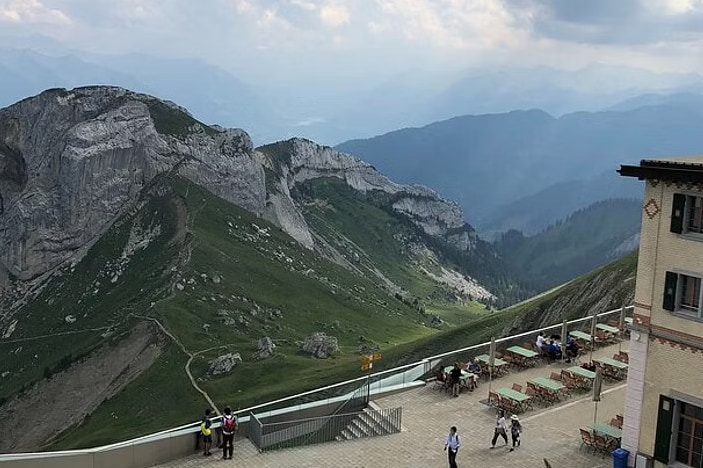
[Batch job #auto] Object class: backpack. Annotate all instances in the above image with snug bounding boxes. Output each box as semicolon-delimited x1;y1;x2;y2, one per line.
222;415;236;433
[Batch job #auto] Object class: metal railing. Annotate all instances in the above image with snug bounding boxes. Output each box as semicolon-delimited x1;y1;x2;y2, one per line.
0;305;632;467
250;407;402;452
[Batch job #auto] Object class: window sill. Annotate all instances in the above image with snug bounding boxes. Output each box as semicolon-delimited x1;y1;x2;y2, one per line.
680;231;703;243
672;311;703;323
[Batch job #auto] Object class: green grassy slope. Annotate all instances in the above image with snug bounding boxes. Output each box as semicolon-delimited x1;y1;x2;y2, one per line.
495;198;641;289
5;174;638;450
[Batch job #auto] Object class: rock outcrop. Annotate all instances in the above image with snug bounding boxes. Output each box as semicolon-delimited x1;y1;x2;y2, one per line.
0;87;263;280
301;332;339;359
254;336;276;360
207;353;242;376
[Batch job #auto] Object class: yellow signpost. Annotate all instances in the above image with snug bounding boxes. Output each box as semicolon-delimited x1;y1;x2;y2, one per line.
360;353;381;405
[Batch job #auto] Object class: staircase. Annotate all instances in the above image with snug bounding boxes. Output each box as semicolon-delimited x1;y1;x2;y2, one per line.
335;406;402;441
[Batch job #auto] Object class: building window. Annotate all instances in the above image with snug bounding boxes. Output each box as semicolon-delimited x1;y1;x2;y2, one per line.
680;275;702;313
687;196;703;234
671;194;703;235
675;402;703;467
664;272;703;318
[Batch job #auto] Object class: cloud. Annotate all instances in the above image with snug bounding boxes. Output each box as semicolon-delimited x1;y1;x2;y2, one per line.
0;0;71;25
319;3;350;27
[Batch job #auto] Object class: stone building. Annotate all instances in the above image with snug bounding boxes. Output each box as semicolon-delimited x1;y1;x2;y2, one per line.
619;157;703;468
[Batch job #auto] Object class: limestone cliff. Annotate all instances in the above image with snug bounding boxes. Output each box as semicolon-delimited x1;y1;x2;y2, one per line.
0;87;485;291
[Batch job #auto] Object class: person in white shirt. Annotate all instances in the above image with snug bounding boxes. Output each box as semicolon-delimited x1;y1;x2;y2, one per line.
490;410;509;448
536;332;546;352
444;426;461;468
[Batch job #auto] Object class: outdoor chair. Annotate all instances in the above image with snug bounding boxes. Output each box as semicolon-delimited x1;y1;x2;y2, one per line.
488;391;500;407
616;414;624;425
592;434;611;455
512;383;523;393
610;417;623;429
550;372;562;382
579;428;595;452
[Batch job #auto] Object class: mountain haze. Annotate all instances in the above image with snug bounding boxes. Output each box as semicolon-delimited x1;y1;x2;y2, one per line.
336;103;703;234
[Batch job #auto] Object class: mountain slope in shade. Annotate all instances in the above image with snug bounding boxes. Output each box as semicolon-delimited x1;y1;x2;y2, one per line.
336;103;703;234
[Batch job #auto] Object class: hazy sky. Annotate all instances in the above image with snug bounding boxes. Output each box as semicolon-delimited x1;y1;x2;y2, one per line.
2;0;703;84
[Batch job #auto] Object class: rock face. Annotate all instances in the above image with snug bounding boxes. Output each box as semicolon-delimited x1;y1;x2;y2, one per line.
301;332;339;359
0;87;263;280
207;353;242;376
254;336;276;359
0;87;482;283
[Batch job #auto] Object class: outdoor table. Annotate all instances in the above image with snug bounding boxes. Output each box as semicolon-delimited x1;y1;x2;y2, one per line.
570;330;592;342
594;357;628;379
476;354;508;367
505;345;539;368
497;387;532;413
595;357;629;369
568;366;596;380
625;317;633;324
566;366;595;389
530;377;566;403
591;422;622;440
596;323;620;334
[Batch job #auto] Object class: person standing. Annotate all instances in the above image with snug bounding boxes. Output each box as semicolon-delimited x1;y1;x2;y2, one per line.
509;414;522;451
450;363;462;397
444;426;461;468
220;406;237;459
490;409;508;448
200;408;213;456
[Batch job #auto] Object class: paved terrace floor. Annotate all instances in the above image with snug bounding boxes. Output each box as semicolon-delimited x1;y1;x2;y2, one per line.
158;342;629;468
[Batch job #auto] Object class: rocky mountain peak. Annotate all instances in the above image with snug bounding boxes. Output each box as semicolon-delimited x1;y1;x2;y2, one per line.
0;86;479;284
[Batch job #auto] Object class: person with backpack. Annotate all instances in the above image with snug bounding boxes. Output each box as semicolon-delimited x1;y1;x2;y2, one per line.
220;406;237;460
509;414;522;451
443;426;461;468
200;408;213;456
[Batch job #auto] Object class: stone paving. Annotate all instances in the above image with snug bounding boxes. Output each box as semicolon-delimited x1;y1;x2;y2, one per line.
157;342;629;468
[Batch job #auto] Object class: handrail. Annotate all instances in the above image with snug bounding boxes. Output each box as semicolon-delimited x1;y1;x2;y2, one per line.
0;305;632;459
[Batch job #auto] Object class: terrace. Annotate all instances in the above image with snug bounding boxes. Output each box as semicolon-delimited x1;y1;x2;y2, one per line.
0;307;631;468
157;340;628;468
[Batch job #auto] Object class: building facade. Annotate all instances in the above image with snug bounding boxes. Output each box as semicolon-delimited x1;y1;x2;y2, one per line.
619;158;703;468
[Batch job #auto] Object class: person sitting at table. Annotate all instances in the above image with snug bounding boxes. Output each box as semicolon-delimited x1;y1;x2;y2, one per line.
468;359;482;390
565;333;579;362
536;332;547;353
450;363;463;397
547;339;562;360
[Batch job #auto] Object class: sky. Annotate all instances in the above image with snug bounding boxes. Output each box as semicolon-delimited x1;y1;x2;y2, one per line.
2;0;703;86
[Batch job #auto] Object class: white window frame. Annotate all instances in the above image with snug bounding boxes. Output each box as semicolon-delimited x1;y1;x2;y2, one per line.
683;194;703;237
674;272;703;319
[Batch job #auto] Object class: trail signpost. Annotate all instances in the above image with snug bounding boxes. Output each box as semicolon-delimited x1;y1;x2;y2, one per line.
360;353;382;405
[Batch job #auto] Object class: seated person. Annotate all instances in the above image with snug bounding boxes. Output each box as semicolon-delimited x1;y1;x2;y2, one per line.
467;359;482;389
536;332;547;353
565;333;579;361
547;339;562;360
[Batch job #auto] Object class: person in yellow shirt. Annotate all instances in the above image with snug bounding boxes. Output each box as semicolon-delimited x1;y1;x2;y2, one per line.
200;408;213;456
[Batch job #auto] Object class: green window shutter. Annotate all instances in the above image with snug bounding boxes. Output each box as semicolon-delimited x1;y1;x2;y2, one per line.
663;271;678;311
671;194;686;234
654;395;674;463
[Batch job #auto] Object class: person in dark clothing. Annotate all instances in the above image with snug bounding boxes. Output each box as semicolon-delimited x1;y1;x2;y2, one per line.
450;363;462;397
220;406;237;460
509;414;522;451
200;408;213;456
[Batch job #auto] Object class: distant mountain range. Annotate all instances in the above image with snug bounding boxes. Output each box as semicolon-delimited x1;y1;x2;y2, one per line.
4;46;703;144
336;101;703;235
